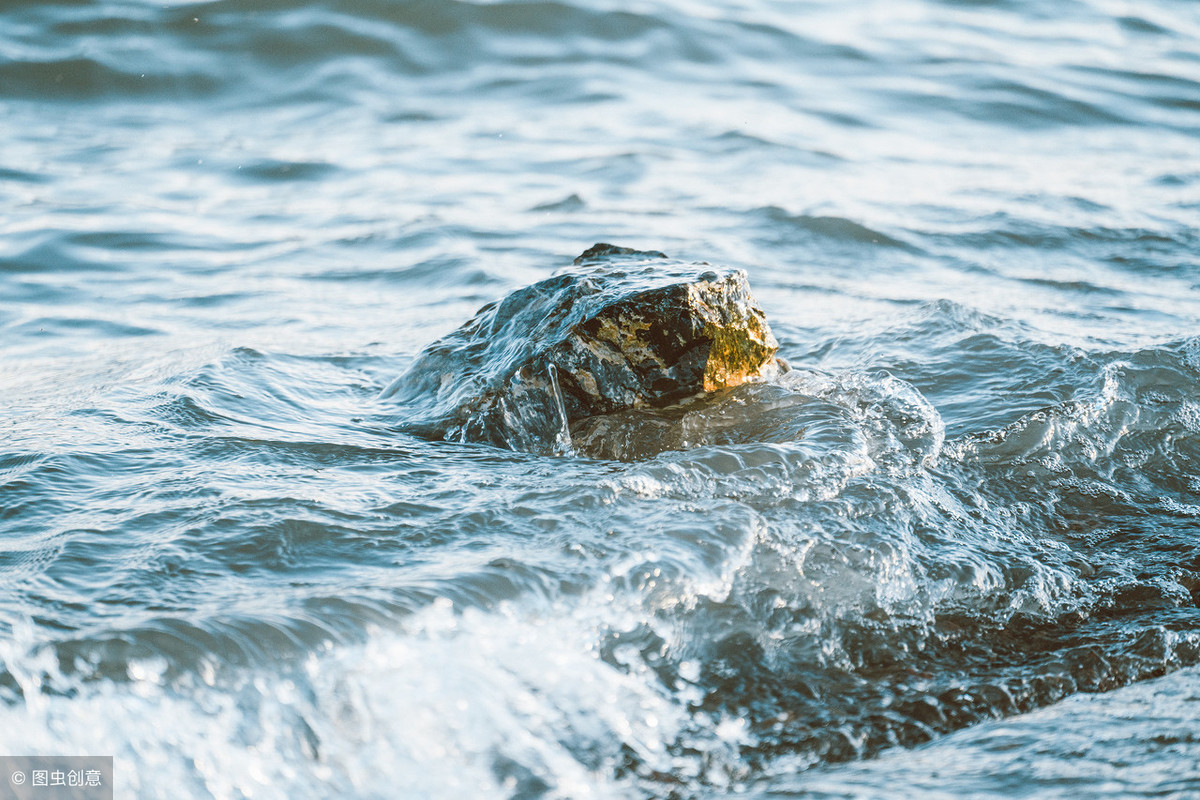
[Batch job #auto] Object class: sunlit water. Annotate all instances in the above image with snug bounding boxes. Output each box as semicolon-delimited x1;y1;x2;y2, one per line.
2;0;1199;797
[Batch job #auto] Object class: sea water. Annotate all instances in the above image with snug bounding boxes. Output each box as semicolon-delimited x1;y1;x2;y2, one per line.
2;0;1199;797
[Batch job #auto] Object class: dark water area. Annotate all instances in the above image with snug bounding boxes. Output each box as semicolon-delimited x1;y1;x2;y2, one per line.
2;0;1200;797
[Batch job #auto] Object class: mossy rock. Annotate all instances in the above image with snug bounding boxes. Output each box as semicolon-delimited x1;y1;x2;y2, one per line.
383;244;783;454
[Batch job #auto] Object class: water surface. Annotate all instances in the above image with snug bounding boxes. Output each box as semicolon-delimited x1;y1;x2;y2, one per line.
2;0;1200;797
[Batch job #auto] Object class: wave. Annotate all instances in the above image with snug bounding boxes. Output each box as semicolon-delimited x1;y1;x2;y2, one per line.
2;0;1199;792
5;333;1198;791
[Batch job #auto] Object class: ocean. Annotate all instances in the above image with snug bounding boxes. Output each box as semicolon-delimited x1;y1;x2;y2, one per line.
2;0;1199;797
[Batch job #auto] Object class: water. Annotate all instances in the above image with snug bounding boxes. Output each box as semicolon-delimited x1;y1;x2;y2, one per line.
1;0;1199;796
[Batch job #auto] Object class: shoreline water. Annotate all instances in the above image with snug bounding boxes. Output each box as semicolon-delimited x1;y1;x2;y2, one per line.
3;0;1200;796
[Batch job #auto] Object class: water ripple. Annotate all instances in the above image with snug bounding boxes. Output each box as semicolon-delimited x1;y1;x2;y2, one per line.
2;0;1200;794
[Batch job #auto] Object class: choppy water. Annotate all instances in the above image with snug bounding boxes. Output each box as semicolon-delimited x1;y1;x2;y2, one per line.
2;0;1200;797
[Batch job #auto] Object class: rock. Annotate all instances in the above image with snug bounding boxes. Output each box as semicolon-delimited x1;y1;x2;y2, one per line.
382;244;784;454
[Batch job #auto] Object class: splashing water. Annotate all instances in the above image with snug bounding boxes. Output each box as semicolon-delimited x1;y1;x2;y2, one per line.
3;0;1200;796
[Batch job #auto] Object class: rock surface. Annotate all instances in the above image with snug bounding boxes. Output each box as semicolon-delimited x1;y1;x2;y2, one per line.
383;244;783;454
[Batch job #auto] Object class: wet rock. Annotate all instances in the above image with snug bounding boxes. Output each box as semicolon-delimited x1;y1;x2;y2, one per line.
383;244;784;454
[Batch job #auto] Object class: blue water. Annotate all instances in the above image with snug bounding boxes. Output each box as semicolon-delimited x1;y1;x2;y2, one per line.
2;0;1200;797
